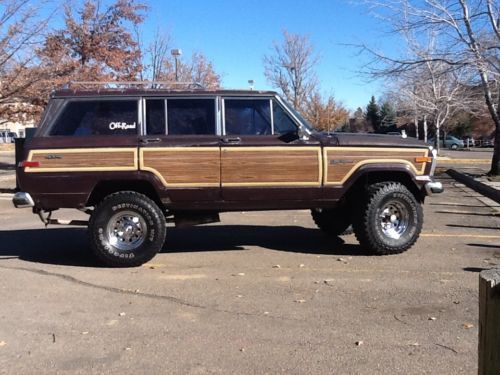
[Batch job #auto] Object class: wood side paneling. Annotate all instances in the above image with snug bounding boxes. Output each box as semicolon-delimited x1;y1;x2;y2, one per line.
140;148;220;187
222;147;321;186
324;147;428;185
26;148;137;172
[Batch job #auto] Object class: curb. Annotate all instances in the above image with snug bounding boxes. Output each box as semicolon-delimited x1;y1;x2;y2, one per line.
447;169;500;204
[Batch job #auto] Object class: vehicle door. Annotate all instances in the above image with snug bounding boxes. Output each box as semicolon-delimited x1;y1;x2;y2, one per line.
139;96;220;202
220;96;322;201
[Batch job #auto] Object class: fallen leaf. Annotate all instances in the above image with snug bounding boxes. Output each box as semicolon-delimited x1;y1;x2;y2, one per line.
81;332;89;335
463;323;474;329
355;341;364;346
429;317;437;321
119;312;126;317
299;264;305;268
0;341;6;347
294;299;306;303
232;273;245;276
272;265;281;269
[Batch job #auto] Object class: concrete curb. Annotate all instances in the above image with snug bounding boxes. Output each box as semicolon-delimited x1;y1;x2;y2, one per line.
447;169;500;204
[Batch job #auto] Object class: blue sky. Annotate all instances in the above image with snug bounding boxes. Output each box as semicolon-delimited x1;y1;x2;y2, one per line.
142;0;395;111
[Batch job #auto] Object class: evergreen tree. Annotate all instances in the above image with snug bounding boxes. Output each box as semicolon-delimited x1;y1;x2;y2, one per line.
365;96;381;131
380;102;396;128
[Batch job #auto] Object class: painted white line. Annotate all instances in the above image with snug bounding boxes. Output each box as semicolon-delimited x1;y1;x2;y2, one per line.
0;193;14;199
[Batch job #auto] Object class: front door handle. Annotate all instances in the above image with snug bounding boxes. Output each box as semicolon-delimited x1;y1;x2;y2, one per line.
221;137;241;144
140;138;161;144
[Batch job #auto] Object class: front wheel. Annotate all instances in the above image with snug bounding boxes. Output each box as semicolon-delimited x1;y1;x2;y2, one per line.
451;144;458;150
88;191;166;267
353;182;422;255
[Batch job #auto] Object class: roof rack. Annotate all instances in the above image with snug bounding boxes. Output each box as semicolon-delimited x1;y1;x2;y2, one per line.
63;81;206;90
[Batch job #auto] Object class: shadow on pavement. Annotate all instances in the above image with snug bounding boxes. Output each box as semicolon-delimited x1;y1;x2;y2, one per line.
467;243;500;249
463;267;490;273
0;225;363;267
447;224;500;231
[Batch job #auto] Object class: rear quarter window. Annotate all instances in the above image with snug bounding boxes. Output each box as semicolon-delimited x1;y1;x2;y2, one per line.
50;100;138;136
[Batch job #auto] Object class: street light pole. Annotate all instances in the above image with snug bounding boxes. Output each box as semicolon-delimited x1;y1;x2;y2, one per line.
171;49;182;82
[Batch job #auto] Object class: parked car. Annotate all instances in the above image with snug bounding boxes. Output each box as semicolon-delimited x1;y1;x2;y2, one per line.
478;137;494;148
0;131;17;143
13;82;443;267
427;135;464;150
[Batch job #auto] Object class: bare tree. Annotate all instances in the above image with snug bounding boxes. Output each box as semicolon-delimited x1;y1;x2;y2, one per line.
0;0;51;122
153;51;222;89
142;28;172;82
357;0;500;174
263;30;319;111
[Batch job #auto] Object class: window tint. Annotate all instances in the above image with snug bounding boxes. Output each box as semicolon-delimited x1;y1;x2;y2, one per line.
50;100;138;136
272;100;297;134
224;99;271;135
167;99;215;135
146;100;166;135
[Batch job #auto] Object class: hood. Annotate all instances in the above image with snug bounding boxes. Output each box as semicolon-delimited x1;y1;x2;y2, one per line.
317;132;429;148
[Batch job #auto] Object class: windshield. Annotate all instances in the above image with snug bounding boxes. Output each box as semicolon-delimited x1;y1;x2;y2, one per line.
276;96;314;133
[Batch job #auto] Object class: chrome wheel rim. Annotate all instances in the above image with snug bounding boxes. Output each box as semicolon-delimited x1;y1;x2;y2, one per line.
106;210;147;251
379;200;409;239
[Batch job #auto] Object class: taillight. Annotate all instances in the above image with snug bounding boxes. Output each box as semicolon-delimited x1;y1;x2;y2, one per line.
19;160;40;168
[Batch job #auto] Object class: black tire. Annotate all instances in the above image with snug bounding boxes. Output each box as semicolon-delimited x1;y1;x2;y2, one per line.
311;208;353;236
88;191;166;267
352;182;422;255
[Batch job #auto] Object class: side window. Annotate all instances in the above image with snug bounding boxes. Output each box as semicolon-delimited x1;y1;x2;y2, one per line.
273;100;298;134
50;100;138;136
224;99;271;135
167;99;215;135
146;99;166;135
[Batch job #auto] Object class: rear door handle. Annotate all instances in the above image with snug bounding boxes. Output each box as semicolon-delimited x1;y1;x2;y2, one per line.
140;138;161;144
221;137;241;144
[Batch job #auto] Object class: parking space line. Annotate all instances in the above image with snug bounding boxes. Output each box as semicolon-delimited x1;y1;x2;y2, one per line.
422;233;500;238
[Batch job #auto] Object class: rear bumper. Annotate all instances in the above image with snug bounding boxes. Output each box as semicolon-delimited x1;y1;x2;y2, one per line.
425;181;444;195
12;192;34;208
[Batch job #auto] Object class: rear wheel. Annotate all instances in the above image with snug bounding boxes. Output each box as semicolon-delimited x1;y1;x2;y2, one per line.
352;182;422;255
88;191;166;267
311;208;353;236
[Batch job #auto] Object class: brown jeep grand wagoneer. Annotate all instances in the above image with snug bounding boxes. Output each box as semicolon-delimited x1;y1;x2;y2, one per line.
13;83;443;267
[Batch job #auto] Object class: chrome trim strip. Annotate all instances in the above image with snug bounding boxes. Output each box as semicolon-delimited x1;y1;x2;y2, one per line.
430;148;438;176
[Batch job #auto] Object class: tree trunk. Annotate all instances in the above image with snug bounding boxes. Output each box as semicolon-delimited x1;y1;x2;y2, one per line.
436;120;441;155
423;115;428;143
489;94;500;176
414;115;419;139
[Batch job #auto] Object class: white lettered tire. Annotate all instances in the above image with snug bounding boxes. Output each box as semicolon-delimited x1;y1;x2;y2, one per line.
88;191;166;267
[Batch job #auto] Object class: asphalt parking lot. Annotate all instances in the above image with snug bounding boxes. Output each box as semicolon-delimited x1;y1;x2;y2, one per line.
0;170;500;374
0;149;499;374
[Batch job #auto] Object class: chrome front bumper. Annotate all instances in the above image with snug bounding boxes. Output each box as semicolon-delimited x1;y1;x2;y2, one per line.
12;192;35;208
425;181;444;195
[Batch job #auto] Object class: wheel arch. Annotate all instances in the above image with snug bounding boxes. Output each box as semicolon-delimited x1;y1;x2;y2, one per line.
342;165;424;203
86;179;164;209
